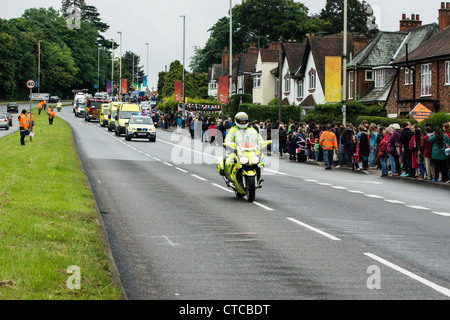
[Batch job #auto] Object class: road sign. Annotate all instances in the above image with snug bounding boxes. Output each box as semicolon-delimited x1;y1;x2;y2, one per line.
26;79;36;89
30;93;50;101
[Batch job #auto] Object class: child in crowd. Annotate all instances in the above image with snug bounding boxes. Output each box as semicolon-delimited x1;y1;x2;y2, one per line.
314;138;320;161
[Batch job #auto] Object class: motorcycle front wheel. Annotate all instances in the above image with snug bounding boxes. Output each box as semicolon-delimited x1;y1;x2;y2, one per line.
245;175;256;203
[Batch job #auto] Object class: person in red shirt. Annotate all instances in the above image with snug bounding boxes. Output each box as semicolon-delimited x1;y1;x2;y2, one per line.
422;125;434;181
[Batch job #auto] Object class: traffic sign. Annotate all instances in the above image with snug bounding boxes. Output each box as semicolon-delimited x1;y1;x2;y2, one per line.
26;79;36;89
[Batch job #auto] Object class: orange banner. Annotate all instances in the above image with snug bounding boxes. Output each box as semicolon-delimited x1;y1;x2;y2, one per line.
218;76;229;104
121;79;127;94
174;81;182;102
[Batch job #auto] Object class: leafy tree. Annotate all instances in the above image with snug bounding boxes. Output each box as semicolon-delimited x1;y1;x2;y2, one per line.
320;0;378;38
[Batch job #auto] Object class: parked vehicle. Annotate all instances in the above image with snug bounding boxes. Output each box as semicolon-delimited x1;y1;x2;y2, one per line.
107;102;122;132
6;102;19;113
0;114;10;130
115;103;140;136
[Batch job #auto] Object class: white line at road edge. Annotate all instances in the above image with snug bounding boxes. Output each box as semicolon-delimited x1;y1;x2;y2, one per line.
287;218;341;241
364;253;450;298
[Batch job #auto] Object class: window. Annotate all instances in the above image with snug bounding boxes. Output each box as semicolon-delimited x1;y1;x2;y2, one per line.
365;70;374;81
348;71;354;99
309;70;316;90
253;74;261;88
296;81;304;99
405;68;414;85
421;63;432;96
209;81;217;90
445;61;450;85
375;69;385;88
284;76;291;93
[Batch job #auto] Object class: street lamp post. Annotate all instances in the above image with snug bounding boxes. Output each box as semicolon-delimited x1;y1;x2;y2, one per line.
342;0;348;126
229;0;232;98
145;42;149;88
111;39;115;96
38;40;42;93
180;15;186;118
118;31;122;96
97;47;100;93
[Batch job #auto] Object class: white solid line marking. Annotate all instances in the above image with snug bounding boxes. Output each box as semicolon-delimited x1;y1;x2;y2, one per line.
364;194;385;199
287;218;341;241
406;205;430;210
384;200;406;204
433;212;450;217
212;183;234;193
163;162;173;167
253;201;274;211
364;253;450;298
191;174;207;181
175;167;188;173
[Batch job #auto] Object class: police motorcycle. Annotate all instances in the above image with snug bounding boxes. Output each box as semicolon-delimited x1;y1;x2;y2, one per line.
56;102;62;112
216;114;271;203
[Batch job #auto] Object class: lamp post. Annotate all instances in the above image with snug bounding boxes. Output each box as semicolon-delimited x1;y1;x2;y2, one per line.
118;31;122;96
180;15;186;118
145;42;149;88
97;47;100;92
342;0;348;126
229;0;232;98
38;40;42;93
111;39;115;96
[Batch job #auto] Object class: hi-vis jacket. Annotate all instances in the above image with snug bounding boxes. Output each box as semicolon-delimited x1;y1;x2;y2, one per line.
19;113;29;131
319;130;338;151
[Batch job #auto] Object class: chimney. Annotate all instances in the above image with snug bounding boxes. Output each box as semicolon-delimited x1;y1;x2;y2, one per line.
439;2;450;31
222;46;229;72
269;41;280;51
247;43;258;54
400;13;422;31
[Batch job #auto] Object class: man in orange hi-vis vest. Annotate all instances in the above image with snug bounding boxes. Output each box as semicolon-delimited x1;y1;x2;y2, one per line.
18;109;30;146
38;101;43;115
48;107;55;125
320;124;338;170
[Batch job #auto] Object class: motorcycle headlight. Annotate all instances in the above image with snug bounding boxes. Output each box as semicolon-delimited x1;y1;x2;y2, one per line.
239;156;249;165
251;156;260;165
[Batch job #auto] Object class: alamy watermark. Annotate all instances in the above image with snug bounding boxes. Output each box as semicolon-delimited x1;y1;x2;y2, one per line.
66;265;81;290
66;5;81;30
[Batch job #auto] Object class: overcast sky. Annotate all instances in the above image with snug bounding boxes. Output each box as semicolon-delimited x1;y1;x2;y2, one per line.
0;0;445;90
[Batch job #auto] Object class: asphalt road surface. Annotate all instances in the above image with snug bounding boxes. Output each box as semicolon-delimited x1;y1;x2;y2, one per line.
54;106;449;301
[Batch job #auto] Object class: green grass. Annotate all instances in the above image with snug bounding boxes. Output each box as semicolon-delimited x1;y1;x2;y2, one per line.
0;110;123;300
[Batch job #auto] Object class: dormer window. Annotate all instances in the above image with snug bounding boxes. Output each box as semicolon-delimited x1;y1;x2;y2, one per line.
309;69;316;90
374;69;385;88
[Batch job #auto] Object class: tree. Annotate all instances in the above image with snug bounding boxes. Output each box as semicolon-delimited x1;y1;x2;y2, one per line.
320;0;378;38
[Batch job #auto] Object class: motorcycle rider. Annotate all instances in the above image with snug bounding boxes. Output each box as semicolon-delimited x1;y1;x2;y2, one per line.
223;112;263;180
56;101;62;111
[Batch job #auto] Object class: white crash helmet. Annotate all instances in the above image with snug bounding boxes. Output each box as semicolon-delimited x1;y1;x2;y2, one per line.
235;112;249;129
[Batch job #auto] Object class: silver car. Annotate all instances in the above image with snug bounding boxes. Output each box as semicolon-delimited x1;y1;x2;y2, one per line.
0;114;10;130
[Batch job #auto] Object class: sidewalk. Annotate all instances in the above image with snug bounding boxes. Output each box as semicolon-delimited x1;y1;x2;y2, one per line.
160;126;450;189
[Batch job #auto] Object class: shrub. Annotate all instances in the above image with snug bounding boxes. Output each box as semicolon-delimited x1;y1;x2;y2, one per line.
418;112;450;131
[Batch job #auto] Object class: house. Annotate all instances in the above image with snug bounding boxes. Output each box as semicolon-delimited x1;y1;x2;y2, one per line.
219;54;240;96
347;14;439;106
280;41;307;106
252;42;280;105
385;3;450;117
294;33;358;112
237;43;258;95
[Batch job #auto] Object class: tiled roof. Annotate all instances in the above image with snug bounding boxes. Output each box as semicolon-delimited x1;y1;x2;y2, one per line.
260;49;279;63
359;76;395;104
283;42;306;76
208;64;222;82
394;24;450;64
350;23;438;67
238;51;258;75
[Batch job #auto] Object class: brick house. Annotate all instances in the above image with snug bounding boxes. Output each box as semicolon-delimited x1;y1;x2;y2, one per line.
237;43;258;95
347;15;438;106
385;2;450;117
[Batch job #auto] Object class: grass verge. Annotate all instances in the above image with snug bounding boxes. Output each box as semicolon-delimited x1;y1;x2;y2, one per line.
0;110;123;300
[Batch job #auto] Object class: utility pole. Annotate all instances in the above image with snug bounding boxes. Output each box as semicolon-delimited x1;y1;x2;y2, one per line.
229;0;233;99
118;31;122;96
38;40;42;93
180;15;186;117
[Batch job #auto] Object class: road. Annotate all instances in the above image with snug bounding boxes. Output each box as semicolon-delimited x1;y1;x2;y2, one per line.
54;106;449;301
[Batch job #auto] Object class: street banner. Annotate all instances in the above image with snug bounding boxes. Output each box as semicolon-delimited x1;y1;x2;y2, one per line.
409;103;433;122
121;79;127;94
325;56;342;102
143;76;147;87
106;80;112;93
174;81;182;102
218;76;229;104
